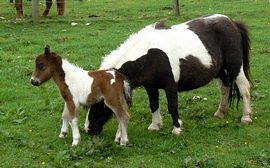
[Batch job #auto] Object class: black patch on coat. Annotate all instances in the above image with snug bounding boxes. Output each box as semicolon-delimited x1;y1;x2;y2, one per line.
117;48;175;89
88;48;175;134
88;101;113;135
178;55;216;91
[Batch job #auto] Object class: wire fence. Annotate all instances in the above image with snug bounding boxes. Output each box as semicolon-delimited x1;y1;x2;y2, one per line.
0;0;269;22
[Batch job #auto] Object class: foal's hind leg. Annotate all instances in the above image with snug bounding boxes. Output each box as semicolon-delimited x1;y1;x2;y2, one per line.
104;97;129;145
145;87;163;131
214;79;230;118
235;67;252;124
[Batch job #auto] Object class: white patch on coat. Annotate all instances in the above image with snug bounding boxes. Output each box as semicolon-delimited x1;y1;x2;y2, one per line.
203;14;229;20
100;21;213;82
107;70;116;85
62;60;93;105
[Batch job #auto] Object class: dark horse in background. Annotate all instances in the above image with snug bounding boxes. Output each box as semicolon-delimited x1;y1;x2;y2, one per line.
87;14;252;136
12;0;65;20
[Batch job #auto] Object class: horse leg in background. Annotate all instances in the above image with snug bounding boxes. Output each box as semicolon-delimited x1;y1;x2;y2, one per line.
57;0;65;16
43;0;52;16
235;67;252;124
145;87;163;131
214;78;230;118
165;84;182;135
15;0;23;20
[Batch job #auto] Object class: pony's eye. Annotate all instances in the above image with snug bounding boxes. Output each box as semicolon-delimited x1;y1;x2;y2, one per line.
38;63;46;71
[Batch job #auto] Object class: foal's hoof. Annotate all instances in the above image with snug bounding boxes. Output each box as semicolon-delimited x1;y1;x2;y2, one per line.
72;138;80;146
214;111;224;119
148;123;162;132
172;126;182;136
59;132;67;138
241;115;252;124
114;137;121;143
84;127;89;133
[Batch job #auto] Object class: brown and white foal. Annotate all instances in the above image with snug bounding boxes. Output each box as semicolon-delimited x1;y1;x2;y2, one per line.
31;46;131;146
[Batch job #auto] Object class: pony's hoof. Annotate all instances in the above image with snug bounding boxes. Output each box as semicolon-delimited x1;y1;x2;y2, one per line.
214;111;224;119
241;115;252;124
59;132;67;138
148;123;162;131
120;138;129;146
172;126;182;136
72;138;80;146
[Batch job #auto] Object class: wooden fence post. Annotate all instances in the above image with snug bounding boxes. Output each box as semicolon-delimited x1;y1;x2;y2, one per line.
32;0;39;23
172;0;180;16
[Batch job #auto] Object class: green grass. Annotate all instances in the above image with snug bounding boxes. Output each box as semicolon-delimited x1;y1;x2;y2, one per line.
1;0;270;167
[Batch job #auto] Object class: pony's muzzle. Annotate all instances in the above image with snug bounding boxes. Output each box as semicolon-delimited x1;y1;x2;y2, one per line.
31;77;40;86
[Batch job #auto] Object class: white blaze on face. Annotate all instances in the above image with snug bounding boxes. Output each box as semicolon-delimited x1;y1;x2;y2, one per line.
107;70;116;85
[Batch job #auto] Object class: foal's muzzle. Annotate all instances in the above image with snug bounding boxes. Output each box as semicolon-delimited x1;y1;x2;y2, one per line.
30;77;40;86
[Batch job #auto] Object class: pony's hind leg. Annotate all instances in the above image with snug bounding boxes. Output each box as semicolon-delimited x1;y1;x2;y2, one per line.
235;67;252;124
214;79;230;118
145;87;163;131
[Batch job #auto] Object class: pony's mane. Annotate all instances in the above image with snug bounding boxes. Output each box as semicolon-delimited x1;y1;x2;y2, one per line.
99;24;155;70
62;59;86;74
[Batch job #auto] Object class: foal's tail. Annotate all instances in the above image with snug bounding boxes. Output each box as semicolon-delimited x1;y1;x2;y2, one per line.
123;80;133;107
229;21;251;106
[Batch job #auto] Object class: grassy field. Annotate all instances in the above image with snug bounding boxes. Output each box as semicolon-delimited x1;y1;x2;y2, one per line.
0;0;270;167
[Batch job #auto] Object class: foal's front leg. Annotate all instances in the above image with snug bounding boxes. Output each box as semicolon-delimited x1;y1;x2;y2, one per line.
59;103;69;138
70;103;81;146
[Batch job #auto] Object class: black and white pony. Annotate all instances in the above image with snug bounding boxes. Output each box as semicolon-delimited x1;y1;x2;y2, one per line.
87;14;252;136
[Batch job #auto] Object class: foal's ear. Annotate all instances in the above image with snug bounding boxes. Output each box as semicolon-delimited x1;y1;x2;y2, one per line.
44;45;51;57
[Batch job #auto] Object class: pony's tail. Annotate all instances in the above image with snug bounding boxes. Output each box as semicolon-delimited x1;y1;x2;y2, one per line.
234;21;251;82
123;80;133;107
228;21;251;107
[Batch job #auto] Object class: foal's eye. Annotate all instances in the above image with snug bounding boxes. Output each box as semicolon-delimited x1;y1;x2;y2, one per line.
38;63;46;71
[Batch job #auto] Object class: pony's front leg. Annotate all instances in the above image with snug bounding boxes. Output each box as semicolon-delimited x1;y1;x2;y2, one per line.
165;84;182;135
59;103;69;138
145;87;162;131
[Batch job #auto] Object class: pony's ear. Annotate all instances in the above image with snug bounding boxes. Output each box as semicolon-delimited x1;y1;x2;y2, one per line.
44;45;50;57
